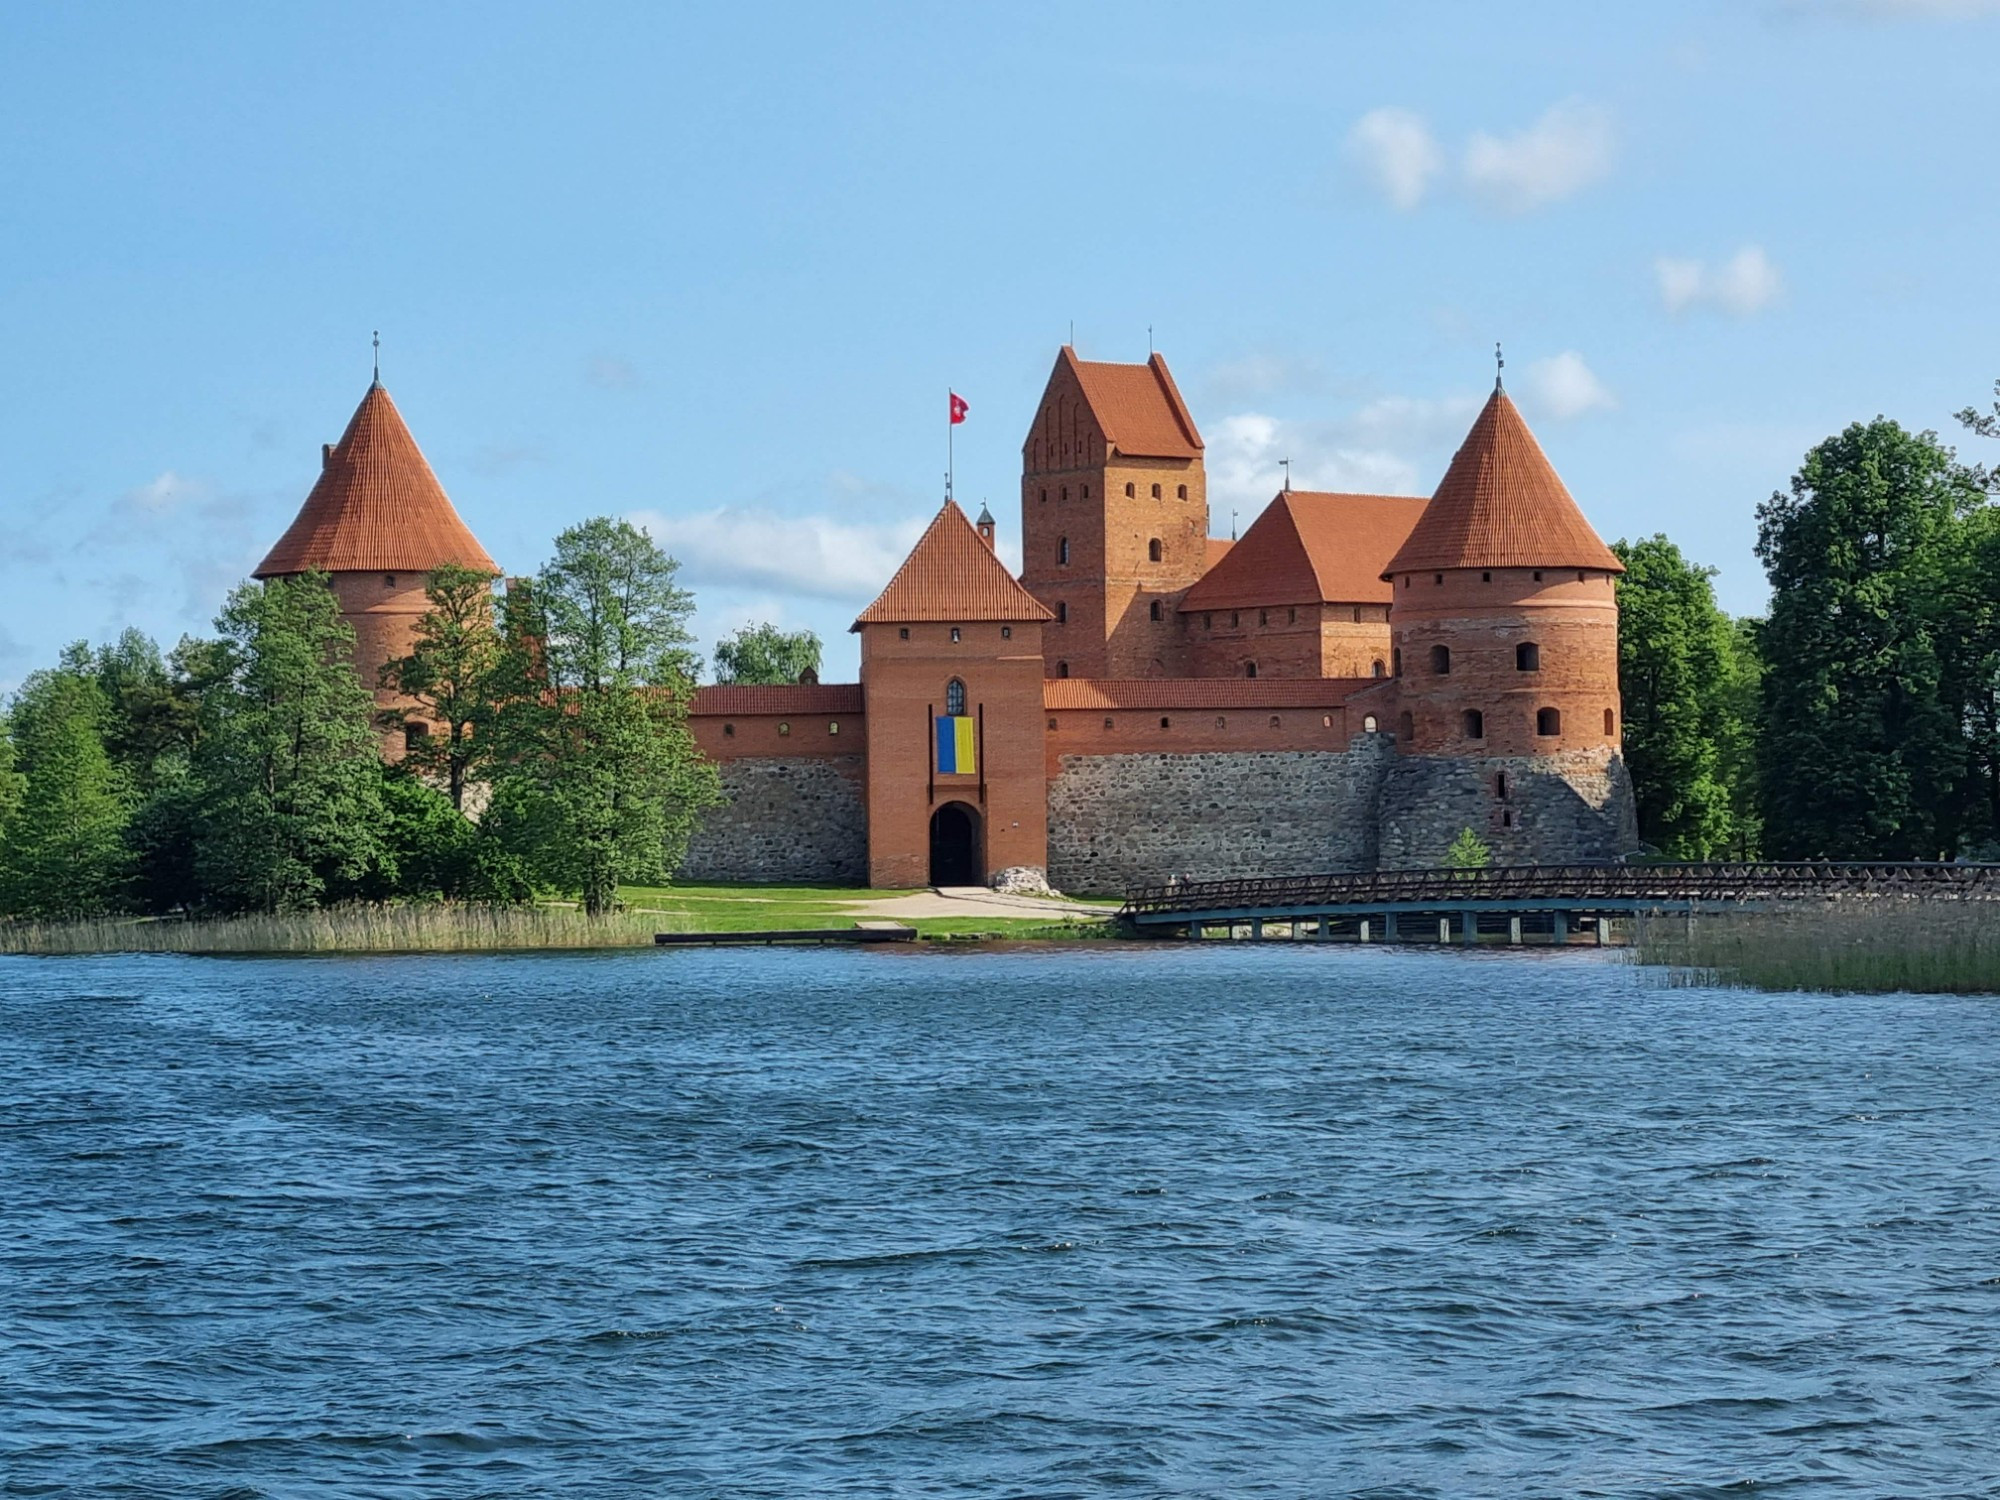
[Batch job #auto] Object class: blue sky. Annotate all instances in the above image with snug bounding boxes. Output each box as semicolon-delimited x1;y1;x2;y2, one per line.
4;0;1998;685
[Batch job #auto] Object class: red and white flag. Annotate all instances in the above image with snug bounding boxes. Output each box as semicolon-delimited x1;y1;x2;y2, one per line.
949;391;969;425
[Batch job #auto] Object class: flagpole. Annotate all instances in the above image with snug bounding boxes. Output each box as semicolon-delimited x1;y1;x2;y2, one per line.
947;388;954;503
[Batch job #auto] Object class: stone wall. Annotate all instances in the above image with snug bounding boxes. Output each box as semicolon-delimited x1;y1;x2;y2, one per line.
1375;747;1638;869
678;756;868;884
1045;737;1394;894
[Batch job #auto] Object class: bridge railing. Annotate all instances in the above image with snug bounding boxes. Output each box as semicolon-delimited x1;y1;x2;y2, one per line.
1121;861;2000;917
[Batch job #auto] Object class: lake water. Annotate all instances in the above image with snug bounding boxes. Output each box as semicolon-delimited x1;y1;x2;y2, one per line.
4;945;1998;1497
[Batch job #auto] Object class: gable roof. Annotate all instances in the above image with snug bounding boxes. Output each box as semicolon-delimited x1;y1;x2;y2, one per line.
1045;677;1373;710
1382;388;1622;577
851;501;1057;629
256;382;498;578
1180;491;1427;611
1062;348;1203;459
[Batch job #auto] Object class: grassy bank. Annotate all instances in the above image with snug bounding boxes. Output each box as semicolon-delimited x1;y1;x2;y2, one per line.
1634;898;2000;995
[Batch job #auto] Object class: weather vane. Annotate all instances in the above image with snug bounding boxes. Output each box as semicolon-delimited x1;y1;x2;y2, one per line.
1495;341;1504;391
373;330;381;385
1280;457;1291;494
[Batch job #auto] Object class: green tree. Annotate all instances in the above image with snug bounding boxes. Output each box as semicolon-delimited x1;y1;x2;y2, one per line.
0;661;132;917
1717;617;1765;859
488;519;718;913
713;622;822;685
1611;536;1748;858
192;573;388;912
381;564;502;809
1755;420;1981;858
1444;827;1490;870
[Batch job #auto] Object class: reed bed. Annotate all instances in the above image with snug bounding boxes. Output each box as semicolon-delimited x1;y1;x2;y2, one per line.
0;903;686;955
1635;897;2000;995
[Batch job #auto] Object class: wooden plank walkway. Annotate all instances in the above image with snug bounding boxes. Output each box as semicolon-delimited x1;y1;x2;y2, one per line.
654;923;917;947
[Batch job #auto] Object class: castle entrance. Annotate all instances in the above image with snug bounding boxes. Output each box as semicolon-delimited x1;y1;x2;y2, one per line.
929;802;982;887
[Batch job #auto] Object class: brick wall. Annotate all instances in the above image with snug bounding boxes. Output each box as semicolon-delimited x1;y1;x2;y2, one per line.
1045;737;1395;894
678;755;869;883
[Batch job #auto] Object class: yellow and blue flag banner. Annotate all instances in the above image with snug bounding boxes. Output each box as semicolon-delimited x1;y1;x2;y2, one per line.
935;715;977;775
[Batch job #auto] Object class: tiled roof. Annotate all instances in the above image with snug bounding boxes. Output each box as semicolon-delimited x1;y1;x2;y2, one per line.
1382;388;1622;577
1204;537;1235;569
691;683;864;715
1066;348;1203;458
1045;677;1374;711
1181;491;1427;611
851;501;1057;628
256;383;498;578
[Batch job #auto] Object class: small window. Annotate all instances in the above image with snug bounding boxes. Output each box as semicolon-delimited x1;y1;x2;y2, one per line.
1215;716;1226;729
899;627;909;640
1371;659;1385;678
1001;626;1011;639
1430;644;1451;675
1104;717;1114;730
1363;714;1378;733
1496;771;1509;798
385;574;398;588
1048;717;1058;730
1245;662;1258;679
1125;482;1135;498
1481;571;1491;583
1533;570;1543;582
1398;711;1414;743
1462;709;1484;740
1269;715;1280;729
1577;571;1586;583
1082;485;1090;499
1288;607;1297;624
1403;575;1410;589
1039;488;1047;504
1203;613;1212;630
1433;573;1443;585
403;721;430;750
1058;537;1070;565
1149;600;1162;621
1537;707;1562;737
1148;538;1162;563
1177;484;1187;500
1605;707;1616;736
1259;609;1268;627
1516;642;1540;672
950;627;961;643
1056;601;1068;623
1062;487;1069;503
1151;483;1161;499
1160;717;1171;729
1502;809;1513;829
723;722;734;737
829;721;839;735
778;722;791;736
1057;661;1070;678
1230;611;1240;628
1393;648;1402;676
945;678;967;715
1351;606;1361;623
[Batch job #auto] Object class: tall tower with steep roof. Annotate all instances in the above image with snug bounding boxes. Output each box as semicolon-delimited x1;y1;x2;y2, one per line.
256;380;498;757
1018;347;1206;680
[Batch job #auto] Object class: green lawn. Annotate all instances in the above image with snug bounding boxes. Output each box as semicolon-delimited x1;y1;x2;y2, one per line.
617;881;1120;940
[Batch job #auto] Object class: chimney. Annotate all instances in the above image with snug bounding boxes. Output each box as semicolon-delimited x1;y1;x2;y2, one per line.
322;442;335;470
976;502;996;550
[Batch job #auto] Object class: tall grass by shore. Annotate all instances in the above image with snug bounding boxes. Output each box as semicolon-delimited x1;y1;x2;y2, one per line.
0;903;682;956
1635;898;2000;995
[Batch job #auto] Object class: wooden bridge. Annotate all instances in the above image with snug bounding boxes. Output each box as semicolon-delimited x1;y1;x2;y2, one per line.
1119;862;2000;946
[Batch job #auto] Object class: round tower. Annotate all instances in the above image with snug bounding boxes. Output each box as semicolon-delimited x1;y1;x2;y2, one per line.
1376;385;1636;866
254;379;498;758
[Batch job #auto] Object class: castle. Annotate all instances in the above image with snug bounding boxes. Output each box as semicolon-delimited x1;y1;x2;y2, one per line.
255;350;1639;893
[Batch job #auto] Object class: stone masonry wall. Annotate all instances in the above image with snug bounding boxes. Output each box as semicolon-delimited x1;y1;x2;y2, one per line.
678;756;868;884
1046;737;1394;894
1375;747;1639;869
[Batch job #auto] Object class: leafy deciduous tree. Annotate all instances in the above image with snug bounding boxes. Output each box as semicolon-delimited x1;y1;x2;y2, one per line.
0;661;132;917
381;564;502;809
712;622;822;685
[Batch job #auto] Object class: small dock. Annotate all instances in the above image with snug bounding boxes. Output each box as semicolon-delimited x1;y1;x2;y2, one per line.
654;922;917;947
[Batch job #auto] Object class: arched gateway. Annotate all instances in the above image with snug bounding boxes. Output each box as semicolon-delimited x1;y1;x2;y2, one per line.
929;802;982;887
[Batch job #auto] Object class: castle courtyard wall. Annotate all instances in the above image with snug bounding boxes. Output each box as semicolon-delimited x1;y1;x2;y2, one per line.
1374;748;1638;870
677;755;869;883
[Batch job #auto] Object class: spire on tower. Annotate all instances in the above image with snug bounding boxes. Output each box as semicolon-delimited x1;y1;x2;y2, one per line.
1494;341;1504;392
372;330;381;387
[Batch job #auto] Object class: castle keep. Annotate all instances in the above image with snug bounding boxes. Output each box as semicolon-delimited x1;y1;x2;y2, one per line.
259;350;1638;893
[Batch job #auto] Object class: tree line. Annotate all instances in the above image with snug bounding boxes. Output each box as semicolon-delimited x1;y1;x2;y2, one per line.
1613;379;2000;861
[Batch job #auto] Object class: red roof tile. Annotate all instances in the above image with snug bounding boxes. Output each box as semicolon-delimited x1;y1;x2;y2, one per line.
1044;678;1374;711
851;501;1057;628
1181;491;1426;611
256;383;498;578
691;683;865;715
1065;348;1203;458
1204;537;1235;569
1382;388;1621;577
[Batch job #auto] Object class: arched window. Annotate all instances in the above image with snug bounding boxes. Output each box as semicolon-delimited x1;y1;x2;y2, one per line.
1371;659;1385;678
945;679;966;716
1058;537;1069;565
1149;600;1162;621
1056;601;1067;623
1430;644;1451;675
1269;715;1280;728
1125;482;1135;497
1537;707;1562;737
1148;538;1163;562
1604;707;1616;736
403;721;430;751
1363;714;1378;733
1151;483;1162;499
1057;661;1069;678
1245;661;1258;678
949;627;960;643
1462;709;1484;740
1393;647;1403;676
1516;641;1541;672
1177;484;1187;500
1398;711;1414;743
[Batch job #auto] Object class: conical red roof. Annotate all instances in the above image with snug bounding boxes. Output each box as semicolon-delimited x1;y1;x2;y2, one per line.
851;501;1055;628
255;383;498;577
1382;388;1621;578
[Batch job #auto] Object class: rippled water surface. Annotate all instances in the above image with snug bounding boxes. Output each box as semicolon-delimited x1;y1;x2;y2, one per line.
4;945;1999;1497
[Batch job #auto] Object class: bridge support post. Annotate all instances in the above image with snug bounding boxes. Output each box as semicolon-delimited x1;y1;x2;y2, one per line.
1315;917;1330;941
1595;917;1608;946
1189;922;1203;941
1437;916;1449;944
1251;919;1264;941
1359;919;1371;944
1460;912;1477;947
1509;916;1522;946
1553;911;1568;946
1384;913;1399;943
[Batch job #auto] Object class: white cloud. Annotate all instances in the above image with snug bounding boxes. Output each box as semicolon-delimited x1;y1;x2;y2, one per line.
1656;245;1783;316
1345;107;1444;211
1205;408;1447;527
1520;352;1616;420
1777;0;2000;16
627;506;930;603
122;471;209;513
1463;101;1615;214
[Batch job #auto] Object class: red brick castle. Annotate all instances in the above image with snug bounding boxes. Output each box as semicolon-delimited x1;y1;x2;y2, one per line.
258;349;1638;892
